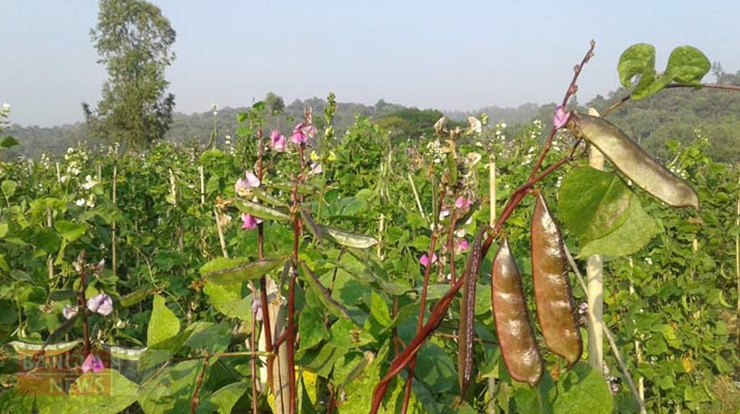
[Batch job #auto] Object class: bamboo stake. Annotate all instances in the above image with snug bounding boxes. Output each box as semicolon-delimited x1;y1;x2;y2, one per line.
47;207;53;279
199;165;205;205
112;164;117;277
213;206;229;259
487;157;497;414
565;247;647;414
586;107;605;371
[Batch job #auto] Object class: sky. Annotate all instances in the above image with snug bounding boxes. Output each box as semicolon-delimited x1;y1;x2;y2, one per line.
1;0;738;127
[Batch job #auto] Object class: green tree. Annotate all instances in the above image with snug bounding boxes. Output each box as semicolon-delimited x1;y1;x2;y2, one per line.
265;92;285;115
83;0;176;150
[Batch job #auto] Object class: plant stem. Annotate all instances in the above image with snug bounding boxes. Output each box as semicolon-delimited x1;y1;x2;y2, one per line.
190;353;210;414
401;190;444;413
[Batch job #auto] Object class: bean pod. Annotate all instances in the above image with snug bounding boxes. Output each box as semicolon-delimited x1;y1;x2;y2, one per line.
531;190;582;367
491;237;544;386
568;113;699;210
458;229;484;397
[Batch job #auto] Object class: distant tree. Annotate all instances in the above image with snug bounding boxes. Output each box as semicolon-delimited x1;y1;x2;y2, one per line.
83;0;176;150
265;92;285;115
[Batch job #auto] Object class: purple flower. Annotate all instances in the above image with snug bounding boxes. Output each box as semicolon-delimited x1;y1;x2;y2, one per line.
241;213;262;230
62;304;78;320
578;302;588;315
269;130;287;152
87;294;113;316
82;353;105;373
553;105;570;129
455;196;472;210
251;298;262;322
420;253;437;268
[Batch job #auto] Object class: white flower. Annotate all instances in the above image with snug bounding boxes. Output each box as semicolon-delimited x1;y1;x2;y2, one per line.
81;175;97;190
75;198;85;207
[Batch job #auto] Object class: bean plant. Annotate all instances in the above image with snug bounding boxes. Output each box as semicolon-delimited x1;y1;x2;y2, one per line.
0;42;737;414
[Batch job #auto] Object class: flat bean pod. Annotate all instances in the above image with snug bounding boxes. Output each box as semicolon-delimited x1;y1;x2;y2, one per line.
491;238;544;386
531;191;582;368
569;113;699;209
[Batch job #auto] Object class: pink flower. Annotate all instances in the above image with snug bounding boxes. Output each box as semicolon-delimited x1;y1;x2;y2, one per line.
290;122;317;144
235;170;260;196
455;196;472;210
62;304;78;320
87;294;113;316
420;253;438;268
553;105;570;129
270;130;286;152
241;213;262;230
82;353;105;373
309;162;323;175
455;238;469;254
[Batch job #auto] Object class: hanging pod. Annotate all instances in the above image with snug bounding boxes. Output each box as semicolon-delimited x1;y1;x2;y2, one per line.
568;113;699;210
458;229;484;397
491;237;544;386
531;190;582;367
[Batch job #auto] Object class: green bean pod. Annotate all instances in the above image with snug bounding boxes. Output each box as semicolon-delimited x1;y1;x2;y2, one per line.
568;113;699;210
458;229;484;397
531;191;582;368
491;237;544;386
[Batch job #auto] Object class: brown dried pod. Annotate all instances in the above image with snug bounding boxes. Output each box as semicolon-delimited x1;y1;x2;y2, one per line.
568;113;699;210
491;237;544;386
458;229;484;397
531;190;583;368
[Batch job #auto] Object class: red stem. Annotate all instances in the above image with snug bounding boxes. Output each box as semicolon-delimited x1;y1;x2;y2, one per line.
400;188;444;413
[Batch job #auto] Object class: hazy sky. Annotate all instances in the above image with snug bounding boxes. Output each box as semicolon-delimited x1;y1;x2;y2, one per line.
1;1;738;127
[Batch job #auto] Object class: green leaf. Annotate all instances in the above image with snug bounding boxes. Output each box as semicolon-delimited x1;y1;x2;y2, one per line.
299;303;330;350
147;295;180;348
578;196;659;257
203;282;252;320
183;322;231;353
559;167;631;242
234;198;290;222
618;43;657;91
666;46;710;85
196;382;248;414
1;180;18;198
202;256;285;285
32;228;61;254
553;362;613;413
54;220;88;242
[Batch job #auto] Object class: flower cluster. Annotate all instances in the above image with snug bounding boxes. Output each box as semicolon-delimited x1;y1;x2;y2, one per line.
0;103;10;132
63;293;113;320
